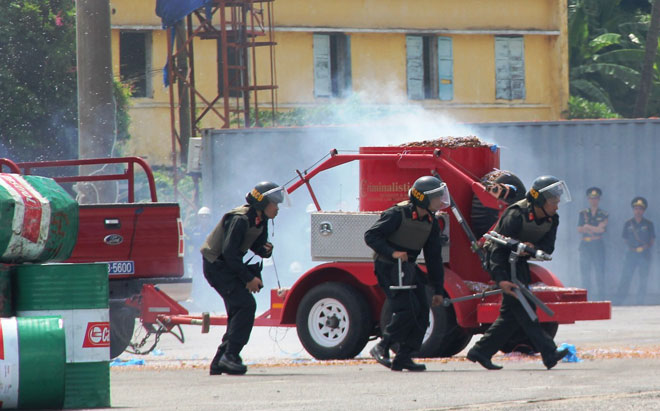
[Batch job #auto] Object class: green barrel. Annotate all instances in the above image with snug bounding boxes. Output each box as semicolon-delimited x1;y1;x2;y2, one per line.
0;316;66;409
13;263;110;409
0;265;11;317
0;173;78;264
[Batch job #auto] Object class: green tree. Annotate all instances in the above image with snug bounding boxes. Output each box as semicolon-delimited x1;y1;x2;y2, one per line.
568;0;660;117
0;1;77;160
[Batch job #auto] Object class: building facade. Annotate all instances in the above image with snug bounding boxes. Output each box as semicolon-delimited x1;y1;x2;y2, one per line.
110;0;569;164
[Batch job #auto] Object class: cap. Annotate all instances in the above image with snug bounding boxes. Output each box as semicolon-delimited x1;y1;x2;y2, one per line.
586;187;602;198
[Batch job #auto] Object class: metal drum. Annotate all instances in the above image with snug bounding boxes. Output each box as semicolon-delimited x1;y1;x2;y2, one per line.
0;316;66;409
13;263;110;409
0;174;78;263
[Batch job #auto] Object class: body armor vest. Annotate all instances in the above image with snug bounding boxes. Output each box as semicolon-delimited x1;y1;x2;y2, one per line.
494;199;553;245
201;205;264;262
386;202;433;252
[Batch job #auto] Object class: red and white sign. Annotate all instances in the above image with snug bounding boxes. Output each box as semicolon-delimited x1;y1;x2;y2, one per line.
82;322;110;348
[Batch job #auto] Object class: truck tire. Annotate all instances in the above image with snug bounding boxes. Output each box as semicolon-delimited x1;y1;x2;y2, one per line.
296;282;371;360
110;302;137;358
379;291;463;358
500;322;559;354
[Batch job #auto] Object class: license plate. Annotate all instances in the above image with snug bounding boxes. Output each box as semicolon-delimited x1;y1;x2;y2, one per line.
107;261;135;275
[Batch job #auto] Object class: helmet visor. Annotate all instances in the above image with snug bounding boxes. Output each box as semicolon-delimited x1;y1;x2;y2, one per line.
538;180;571;204
424;183;451;210
262;185;291;208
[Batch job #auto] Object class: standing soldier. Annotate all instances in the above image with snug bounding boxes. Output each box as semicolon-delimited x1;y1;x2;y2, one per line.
577;187;608;299
201;182;286;375
467;176;571;370
617;197;655;305
365;176;448;372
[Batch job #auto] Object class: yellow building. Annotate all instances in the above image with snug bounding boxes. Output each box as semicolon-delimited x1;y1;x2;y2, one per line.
110;0;568;164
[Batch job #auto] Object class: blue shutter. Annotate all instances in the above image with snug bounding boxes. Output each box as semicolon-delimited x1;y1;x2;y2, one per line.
406;36;424;100
437;36;453;101
495;36;525;100
313;34;331;98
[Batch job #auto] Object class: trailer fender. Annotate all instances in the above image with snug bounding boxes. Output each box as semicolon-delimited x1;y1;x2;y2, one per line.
442;268;479;328
529;263;564;287
280;262;383;325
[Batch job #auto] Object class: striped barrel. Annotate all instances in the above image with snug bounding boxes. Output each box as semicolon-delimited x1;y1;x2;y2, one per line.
13;263;110;409
0;316;66;409
0;173;78;264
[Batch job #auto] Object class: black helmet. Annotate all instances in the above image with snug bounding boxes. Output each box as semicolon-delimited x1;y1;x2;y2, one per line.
246;181;285;210
631;196;648;209
409;176;450;210
527;175;571;206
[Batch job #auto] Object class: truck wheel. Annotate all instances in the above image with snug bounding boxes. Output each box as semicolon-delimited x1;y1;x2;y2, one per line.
110;302;137;358
296;282;371;360
379;295;453;358
500;322;559;354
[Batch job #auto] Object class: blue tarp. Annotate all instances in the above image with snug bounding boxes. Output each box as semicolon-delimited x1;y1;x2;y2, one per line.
155;0;213;86
155;0;212;28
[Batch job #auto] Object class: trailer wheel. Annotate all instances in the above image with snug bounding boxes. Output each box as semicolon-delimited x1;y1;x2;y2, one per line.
500;322;559;354
296;282;371;360
110;302;137;358
379;291;457;358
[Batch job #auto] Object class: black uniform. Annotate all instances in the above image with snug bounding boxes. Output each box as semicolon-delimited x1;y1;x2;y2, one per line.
200;205;272;358
364;201;444;354
617;217;655;304
471;199;560;362
577;208;608;298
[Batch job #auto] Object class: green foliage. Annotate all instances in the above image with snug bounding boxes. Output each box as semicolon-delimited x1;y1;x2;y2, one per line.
568;95;622;118
568;0;660;117
113;80;133;156
0;0;77;160
134;166;200;223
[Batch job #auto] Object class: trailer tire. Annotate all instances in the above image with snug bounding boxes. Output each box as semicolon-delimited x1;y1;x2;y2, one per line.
296;282;371;360
500;322;559;354
379;289;460;358
110;302;136;358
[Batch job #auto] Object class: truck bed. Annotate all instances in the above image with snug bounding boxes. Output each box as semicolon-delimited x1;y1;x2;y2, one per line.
65;202;187;299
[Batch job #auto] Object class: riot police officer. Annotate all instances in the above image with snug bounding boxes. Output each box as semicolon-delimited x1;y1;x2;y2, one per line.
577;187;608;299
365;176;448;372
201;182;286;375
616;197;655;305
467;176;571;370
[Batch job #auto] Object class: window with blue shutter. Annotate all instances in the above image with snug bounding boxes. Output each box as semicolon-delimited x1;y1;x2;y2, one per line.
495;36;525;100
437;36;453;101
313;34;331;98
314;33;352;98
406;36;425;100
407;35;453;101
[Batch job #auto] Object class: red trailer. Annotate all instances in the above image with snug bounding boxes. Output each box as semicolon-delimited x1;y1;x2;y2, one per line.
159;141;611;359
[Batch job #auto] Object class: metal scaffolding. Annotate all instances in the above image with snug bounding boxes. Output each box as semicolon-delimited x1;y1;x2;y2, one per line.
164;0;278;199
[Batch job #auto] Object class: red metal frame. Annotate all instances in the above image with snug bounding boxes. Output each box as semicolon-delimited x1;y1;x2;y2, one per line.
286;149;505;211
10;156;158;203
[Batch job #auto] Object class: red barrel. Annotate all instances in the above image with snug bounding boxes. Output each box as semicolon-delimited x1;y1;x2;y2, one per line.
358;143;499;282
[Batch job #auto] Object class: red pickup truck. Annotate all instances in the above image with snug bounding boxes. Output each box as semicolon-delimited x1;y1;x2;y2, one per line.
0;157;189;357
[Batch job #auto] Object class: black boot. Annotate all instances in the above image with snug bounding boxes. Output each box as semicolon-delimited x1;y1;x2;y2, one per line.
543;347;570;370
467;348;503;370
370;341;392;369
209;345;226;375
218;353;248;375
391;349;426;372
